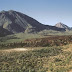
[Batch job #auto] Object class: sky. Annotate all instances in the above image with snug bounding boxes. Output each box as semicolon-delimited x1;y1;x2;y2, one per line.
0;0;72;27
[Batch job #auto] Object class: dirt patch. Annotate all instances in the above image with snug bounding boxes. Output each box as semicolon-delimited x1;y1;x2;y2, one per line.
0;48;30;52
69;70;72;72
0;47;45;53
63;44;72;52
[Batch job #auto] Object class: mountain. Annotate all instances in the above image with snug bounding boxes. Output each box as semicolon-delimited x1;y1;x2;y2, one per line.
0;26;13;37
0;10;65;36
55;22;70;30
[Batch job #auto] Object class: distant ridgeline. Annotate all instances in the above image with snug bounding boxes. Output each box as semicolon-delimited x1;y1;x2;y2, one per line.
0;10;68;37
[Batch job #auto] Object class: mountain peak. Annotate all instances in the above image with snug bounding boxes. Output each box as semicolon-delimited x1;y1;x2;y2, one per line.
55;22;70;30
56;22;64;25
0;10;6;13
8;10;17;13
0;10;66;36
58;22;62;24
8;10;14;12
0;10;17;14
0;10;45;33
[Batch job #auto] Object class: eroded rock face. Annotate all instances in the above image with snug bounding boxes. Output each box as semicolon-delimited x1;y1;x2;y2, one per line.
0;10;66;36
0;10;46;33
0;26;13;37
55;22;71;30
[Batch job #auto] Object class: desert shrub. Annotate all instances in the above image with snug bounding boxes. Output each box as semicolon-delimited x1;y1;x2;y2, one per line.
0;44;72;72
33;47;62;57
54;58;62;62
0;46;63;72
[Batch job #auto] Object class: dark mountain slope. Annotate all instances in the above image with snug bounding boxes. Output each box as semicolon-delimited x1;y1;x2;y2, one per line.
0;10;65;35
45;25;65;31
0;26;13;37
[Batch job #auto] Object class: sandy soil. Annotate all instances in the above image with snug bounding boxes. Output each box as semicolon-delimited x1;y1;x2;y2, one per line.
0;48;30;52
69;70;72;72
0;47;45;53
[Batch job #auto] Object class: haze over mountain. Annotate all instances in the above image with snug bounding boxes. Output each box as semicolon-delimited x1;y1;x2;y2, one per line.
0;10;66;36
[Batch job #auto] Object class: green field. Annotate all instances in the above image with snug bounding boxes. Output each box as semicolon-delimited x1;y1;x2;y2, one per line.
0;33;44;44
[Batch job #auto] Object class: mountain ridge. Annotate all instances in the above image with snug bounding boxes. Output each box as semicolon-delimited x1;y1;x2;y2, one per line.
0;10;66;36
55;22;71;30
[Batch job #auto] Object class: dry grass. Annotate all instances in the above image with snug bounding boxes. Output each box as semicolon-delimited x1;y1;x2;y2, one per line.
0;44;72;72
62;44;72;72
63;44;72;52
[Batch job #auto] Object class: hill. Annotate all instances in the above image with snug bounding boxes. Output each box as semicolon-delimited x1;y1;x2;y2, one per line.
0;26;13;37
0;10;65;36
55;22;71;30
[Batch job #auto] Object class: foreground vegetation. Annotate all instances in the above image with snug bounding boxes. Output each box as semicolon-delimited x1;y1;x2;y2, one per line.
0;35;72;72
0;44;72;72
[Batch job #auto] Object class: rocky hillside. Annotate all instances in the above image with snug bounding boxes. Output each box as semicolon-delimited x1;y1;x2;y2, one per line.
0;26;13;37
0;10;65;36
55;22;70;30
